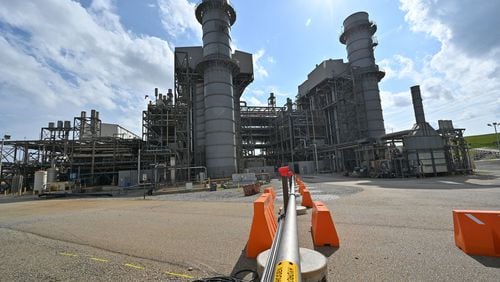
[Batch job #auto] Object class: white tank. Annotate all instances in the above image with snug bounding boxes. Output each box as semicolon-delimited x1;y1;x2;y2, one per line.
47;168;58;182
34;171;47;192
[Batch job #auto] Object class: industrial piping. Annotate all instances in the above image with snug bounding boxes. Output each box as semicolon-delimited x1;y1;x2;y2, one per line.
261;170;302;281
195;0;239;178
411;85;426;124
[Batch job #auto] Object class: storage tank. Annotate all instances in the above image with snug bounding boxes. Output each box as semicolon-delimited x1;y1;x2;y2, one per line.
47;167;58;182
64;121;71;129
34;171;47;193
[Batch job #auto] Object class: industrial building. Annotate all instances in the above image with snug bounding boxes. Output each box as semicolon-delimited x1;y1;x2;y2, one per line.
0;3;472;193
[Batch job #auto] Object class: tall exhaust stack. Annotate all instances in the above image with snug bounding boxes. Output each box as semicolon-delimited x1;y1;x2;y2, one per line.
196;0;239;178
340;12;386;138
410;85;426;124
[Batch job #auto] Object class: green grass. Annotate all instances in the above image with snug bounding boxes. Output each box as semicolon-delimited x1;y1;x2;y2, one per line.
465;133;499;149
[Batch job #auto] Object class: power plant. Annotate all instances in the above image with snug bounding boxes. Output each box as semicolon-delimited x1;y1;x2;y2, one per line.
0;5;473;193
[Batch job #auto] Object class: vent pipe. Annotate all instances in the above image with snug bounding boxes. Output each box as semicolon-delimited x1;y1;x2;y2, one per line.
410;85;426;124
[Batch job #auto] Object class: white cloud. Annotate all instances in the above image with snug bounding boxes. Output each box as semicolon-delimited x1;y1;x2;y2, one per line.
242;85;292;108
400;0;451;42
393;55;415;79
0;0;174;138
305;18;312;27
246;96;268;107
249;88;265;97
380;90;412;110
253;48;269;79
230;38;239;54
157;0;201;40
378;0;500;134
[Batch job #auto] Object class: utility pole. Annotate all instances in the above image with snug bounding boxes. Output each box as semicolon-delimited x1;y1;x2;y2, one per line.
487;122;500;156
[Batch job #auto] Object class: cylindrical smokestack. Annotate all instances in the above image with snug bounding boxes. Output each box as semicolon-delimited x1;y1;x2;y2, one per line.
340;12;385;138
340;12;377;68
410;85;426;124
196;0;239;178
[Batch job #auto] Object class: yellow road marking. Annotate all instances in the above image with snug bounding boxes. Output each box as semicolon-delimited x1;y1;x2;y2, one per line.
59;252;78;257
90;257;109;263
164;271;194;279
124;263;144;270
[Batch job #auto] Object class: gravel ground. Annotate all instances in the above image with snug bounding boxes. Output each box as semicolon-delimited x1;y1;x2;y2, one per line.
148;179;363;203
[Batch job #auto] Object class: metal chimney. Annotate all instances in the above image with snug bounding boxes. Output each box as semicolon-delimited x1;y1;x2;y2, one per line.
410;85;426;124
196;0;239;178
340;12;386;138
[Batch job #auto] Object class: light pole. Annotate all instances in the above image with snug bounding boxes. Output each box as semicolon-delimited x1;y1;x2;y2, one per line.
487;122;500;155
312;143;319;174
0;134;11;182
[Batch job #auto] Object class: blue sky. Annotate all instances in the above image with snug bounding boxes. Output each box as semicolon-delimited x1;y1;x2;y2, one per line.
0;0;499;140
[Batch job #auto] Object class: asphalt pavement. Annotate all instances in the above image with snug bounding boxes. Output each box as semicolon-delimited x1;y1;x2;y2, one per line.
0;160;499;281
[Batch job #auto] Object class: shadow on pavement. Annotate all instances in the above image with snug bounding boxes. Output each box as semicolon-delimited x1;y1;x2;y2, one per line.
230;245;258;277
314;246;339;257
470;255;500;268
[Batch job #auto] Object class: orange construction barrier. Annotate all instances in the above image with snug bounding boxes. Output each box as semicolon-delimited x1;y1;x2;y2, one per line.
298;183;306;195
246;193;278;258
311;201;340;247
302;189;314;208
264;187;276;200
453;210;500;257
296;177;302;185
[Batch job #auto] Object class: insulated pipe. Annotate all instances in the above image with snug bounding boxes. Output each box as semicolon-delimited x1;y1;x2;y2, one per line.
262;173;301;281
261;214;284;281
410;85;426;124
271;177;302;281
